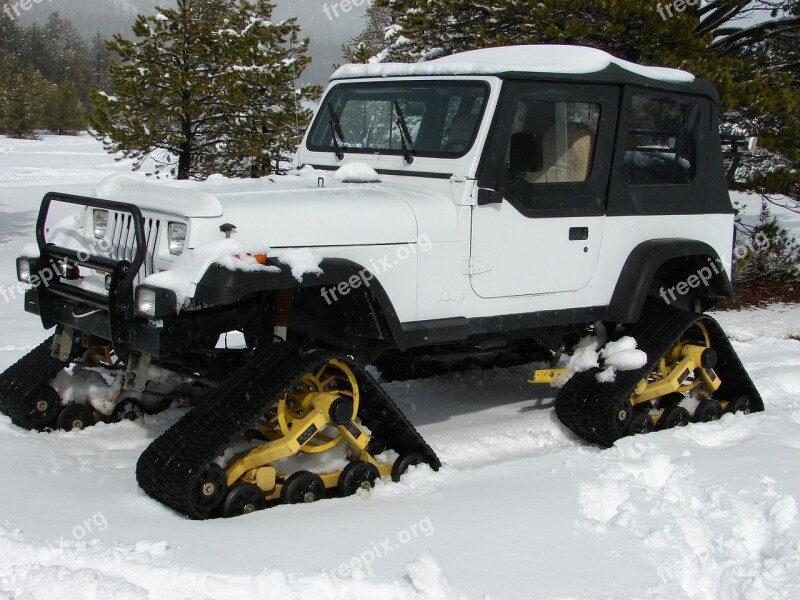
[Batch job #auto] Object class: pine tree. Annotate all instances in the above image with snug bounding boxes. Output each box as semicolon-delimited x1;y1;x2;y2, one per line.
42;82;87;135
205;6;320;178
89;0;319;180
90;32;113;92
730;8;800;206
0;55;50;138
342;1;395;64
737;200;800;281
0;10;19;53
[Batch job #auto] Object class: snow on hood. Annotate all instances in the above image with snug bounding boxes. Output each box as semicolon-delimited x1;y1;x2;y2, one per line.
93;174;224;218
334;162;381;183
332;45;695;84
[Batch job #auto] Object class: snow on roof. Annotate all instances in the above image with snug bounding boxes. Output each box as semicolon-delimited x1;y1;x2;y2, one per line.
332;45;695;84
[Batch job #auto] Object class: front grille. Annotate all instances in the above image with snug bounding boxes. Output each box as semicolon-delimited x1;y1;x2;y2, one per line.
105;212;160;283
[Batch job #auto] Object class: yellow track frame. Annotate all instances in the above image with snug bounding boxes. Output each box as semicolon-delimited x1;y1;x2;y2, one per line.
629;323;720;407
224;359;392;502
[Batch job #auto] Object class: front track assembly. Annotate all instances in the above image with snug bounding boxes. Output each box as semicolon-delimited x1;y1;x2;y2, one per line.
0;336;67;429
555;301;763;447
136;344;440;519
0;333;179;432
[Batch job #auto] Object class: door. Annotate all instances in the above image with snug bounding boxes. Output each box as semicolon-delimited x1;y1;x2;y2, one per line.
470;82;619;298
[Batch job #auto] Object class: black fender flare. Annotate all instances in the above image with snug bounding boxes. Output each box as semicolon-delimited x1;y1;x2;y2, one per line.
193;256;405;342
607;239;733;323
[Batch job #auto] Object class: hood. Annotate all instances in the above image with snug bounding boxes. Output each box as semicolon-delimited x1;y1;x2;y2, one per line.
214;184;420;247
92;169;455;247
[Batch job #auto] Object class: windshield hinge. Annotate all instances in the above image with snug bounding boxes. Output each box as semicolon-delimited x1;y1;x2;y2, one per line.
453;176;477;206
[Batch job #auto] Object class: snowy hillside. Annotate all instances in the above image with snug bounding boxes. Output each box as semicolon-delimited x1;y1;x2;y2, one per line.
0;135;799;599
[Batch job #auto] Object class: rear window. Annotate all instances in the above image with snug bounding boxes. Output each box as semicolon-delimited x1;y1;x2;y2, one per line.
622;94;701;185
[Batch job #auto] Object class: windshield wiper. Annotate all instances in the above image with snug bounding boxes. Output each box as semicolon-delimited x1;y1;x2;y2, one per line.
327;103;346;160
393;101;415;165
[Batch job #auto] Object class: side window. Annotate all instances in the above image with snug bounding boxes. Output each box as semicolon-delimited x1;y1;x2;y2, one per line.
477;82;618;218
622;94;701;185
509;100;601;184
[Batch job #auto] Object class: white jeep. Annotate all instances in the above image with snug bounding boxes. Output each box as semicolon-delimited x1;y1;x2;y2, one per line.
3;46;761;519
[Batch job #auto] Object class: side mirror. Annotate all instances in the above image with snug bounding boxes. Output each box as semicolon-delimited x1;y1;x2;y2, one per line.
509;133;543;174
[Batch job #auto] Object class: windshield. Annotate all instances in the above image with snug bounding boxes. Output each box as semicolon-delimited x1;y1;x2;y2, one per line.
307;81;490;159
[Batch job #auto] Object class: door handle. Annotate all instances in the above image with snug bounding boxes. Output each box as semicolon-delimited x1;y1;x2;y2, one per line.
569;227;589;241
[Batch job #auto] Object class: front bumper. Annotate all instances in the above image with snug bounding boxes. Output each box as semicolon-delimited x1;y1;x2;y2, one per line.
24;287;164;356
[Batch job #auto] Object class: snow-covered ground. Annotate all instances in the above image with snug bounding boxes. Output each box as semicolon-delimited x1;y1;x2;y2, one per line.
0;135;799;600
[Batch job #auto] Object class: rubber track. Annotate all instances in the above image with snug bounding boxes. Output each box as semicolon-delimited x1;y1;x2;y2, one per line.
0;336;66;429
555;301;764;447
136;344;440;519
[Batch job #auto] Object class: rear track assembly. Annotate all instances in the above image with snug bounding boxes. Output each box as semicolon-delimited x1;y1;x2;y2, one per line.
555;301;763;447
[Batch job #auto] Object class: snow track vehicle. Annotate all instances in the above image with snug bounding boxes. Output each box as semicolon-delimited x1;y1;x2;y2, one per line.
0;46;762;519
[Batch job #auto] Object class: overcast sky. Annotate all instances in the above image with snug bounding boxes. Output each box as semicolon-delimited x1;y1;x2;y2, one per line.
14;0;369;85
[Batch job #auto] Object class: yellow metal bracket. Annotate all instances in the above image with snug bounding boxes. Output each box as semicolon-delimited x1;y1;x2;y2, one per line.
529;368;567;384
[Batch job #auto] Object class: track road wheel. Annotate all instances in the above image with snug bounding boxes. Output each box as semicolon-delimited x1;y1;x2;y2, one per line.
56;403;95;431
628;412;655;435
223;483;267;518
281;471;326;504
726;396;751;414
657;392;685;410
658;405;690;430
22;385;61;429
187;463;227;519
610;397;634;440
694;399;723;423
112;399;144;423
392;453;425;482
338;461;380;496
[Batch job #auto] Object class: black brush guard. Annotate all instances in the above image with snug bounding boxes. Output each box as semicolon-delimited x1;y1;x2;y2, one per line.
25;192;158;358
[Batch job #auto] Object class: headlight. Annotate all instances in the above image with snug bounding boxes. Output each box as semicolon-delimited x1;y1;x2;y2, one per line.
135;285;178;318
93;209;110;239
136;287;158;317
168;222;188;255
16;257;34;284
